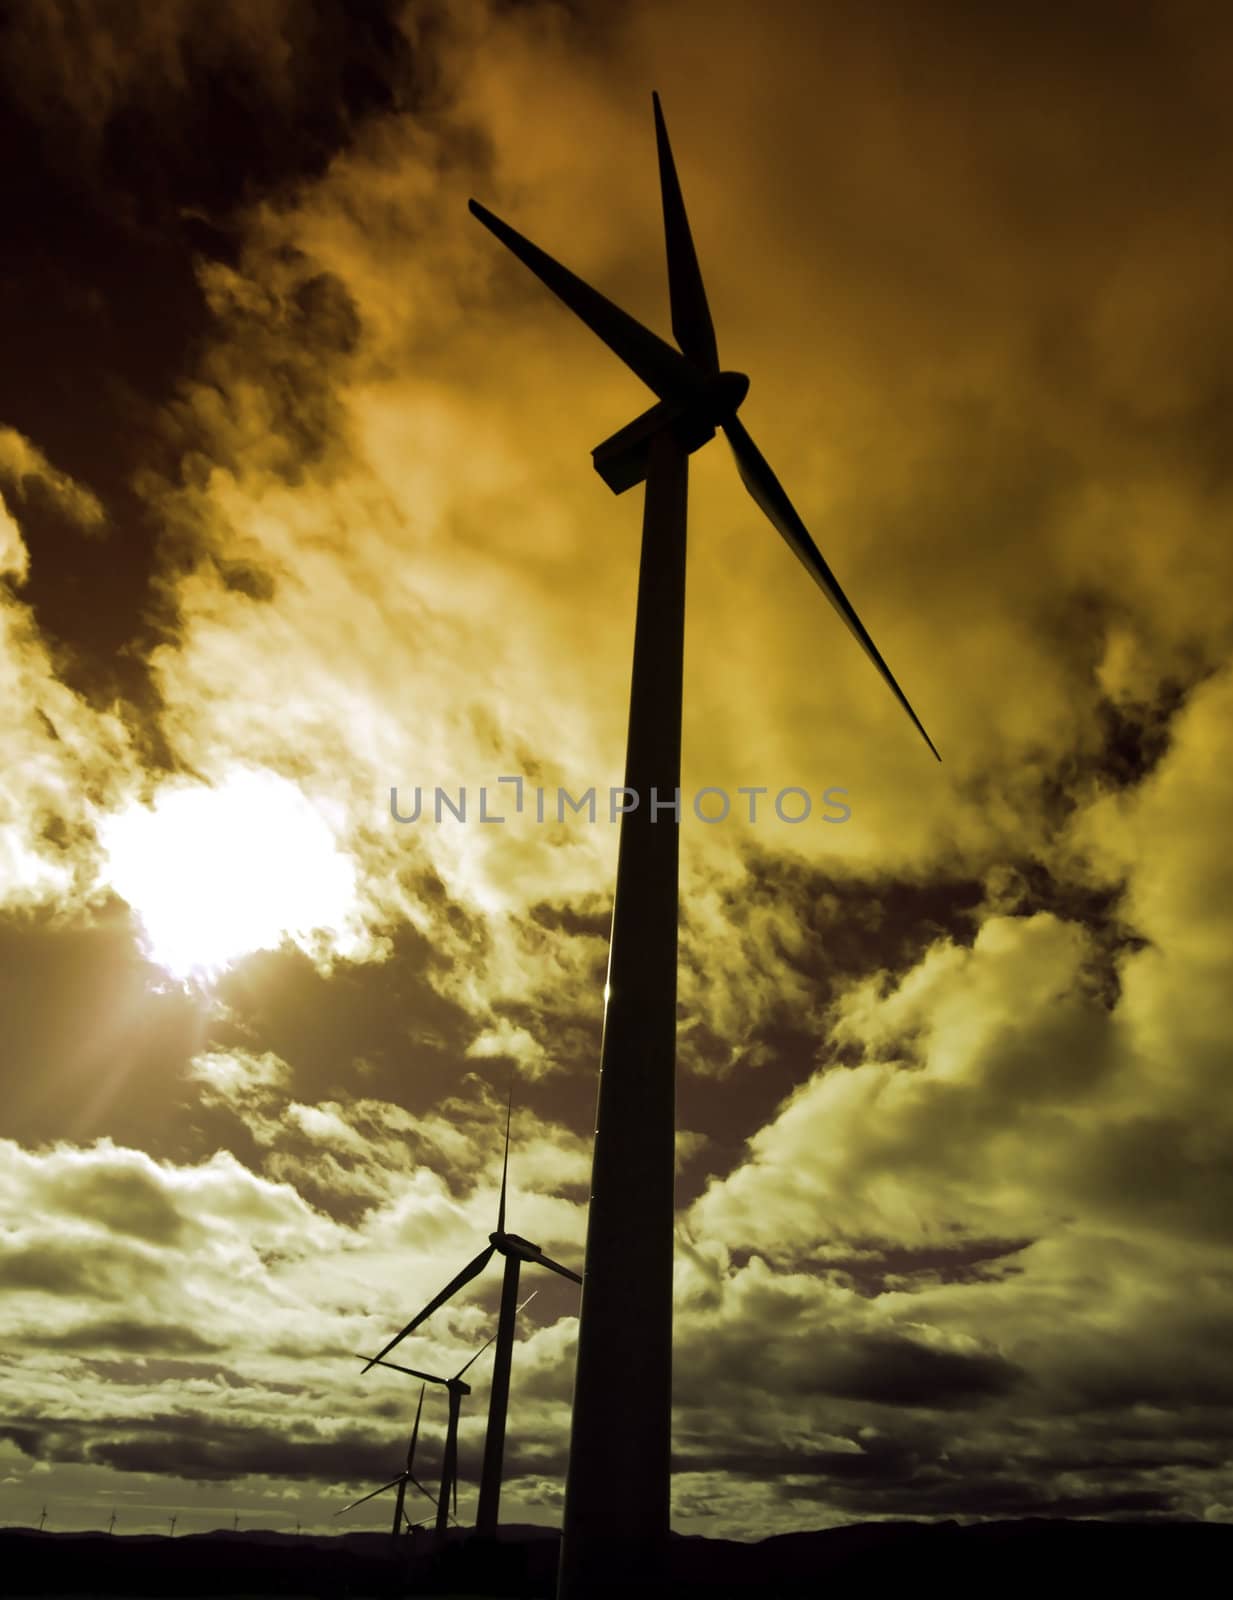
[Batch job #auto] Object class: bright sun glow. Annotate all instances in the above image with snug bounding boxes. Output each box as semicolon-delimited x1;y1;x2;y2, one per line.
98;768;359;982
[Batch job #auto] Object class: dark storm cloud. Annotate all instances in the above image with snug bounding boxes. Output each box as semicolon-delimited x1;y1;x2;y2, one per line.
790;1475;1180;1520
0;0;410;710
671;1322;1021;1411
816;1239;1033;1299
676;1421;1187;1519
674;1430;930;1489
37;1160;186;1247
807;1334;1023;1408
676;864;988;1200
83;1357;303;1393
208;920;477;1109
0;1238;173;1301
41;1318;226;1357
0;905;207;1152
0;1410;405;1482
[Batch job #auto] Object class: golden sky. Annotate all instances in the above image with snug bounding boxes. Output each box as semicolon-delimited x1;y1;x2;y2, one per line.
2;0;1233;1537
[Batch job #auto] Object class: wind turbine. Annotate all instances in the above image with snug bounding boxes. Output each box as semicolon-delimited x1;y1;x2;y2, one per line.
467;93;940;1599
107;1509;117;1536
335;1383;437;1538
359;1291;538;1539
361;1096;580;1536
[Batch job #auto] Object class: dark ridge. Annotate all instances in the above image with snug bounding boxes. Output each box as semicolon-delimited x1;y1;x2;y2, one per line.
2;1518;1229;1596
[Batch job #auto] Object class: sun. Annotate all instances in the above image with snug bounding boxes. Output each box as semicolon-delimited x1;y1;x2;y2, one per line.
98;767;360;982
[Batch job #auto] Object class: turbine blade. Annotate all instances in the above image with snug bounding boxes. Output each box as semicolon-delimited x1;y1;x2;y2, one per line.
408;1473;437;1508
452;1288;538;1380
406;1384;425;1471
469;199;699;402
497;1085;512;1236
534;1251;583;1286
362;1245;496;1370
652;92;719;374
336;1475;404;1515
454;1329;497;1381
358;1356;449;1386
722;415;941;761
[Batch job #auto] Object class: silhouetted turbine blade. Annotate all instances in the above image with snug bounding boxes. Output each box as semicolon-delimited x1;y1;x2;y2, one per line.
454;1330;497;1382
355;1355;449;1386
362;1245;497;1371
453;1289;536;1380
497;1086;512;1236
406;1384;425;1471
408;1473;437;1507
722;414;941;761
468;199;699;402
337;1475;404;1515
652;92;719;375
535;1251;583;1285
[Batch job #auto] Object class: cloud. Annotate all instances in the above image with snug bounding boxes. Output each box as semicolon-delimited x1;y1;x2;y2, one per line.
4;0;1233;1541
0;469;136;911
0;427;106;536
45;0;1220;1076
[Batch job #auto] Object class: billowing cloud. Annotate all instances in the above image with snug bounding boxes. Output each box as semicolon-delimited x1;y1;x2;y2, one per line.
3;0;1233;1543
0;428;106;536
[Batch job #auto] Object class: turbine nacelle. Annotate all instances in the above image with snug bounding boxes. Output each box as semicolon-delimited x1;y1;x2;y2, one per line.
705;369;749;419
590;371;745;496
492;1229;542;1259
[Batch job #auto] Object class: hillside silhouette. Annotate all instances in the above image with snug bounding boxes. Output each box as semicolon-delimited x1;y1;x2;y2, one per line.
3;1518;1230;1596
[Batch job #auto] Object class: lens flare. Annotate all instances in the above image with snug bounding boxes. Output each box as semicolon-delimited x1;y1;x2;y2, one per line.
98;768;359;982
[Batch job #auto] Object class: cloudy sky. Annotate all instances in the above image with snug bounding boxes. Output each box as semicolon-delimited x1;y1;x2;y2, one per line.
3;0;1233;1539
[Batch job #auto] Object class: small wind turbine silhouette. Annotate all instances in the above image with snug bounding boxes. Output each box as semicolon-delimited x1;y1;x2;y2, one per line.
38;1506;47;1532
168;1514;177;1537
232;1512;239;1533
362;1096;578;1536
108;1510;117;1536
336;1384;436;1538
468;93;940;1599
360;1291;538;1539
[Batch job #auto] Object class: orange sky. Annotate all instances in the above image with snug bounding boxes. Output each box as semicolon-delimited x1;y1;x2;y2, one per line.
2;0;1233;1540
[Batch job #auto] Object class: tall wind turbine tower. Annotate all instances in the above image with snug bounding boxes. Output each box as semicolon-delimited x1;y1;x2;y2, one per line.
468;94;939;1597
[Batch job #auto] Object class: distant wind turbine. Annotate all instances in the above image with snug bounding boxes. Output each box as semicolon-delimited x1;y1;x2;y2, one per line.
359;1290;538;1539
38;1506;47;1533
361;1095;579;1536
335;1383;436;1538
467;92;940;1599
108;1510;117;1536
168;1515;177;1537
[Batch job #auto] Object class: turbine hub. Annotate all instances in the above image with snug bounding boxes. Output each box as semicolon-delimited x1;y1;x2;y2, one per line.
709;369;749;417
